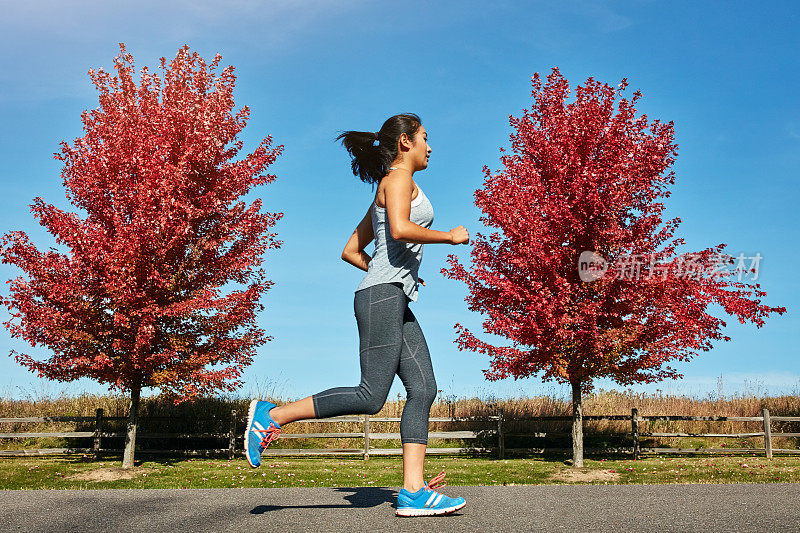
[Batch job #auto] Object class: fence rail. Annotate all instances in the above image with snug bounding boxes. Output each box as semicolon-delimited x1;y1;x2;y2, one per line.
1;408;798;459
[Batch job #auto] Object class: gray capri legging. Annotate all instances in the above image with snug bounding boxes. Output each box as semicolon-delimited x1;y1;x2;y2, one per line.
311;282;437;444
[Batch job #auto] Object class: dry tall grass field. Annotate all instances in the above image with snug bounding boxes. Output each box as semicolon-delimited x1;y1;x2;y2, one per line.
2;386;799;454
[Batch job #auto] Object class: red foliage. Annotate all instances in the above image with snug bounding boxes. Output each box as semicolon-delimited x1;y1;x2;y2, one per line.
0;43;284;401
441;67;786;390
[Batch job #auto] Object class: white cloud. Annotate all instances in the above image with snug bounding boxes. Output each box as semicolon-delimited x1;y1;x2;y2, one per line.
0;0;361;102
601;372;800;398
571;0;634;33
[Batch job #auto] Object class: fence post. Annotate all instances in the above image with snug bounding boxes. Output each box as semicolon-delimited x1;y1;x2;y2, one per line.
93;408;103;460
631;408;640;460
363;414;370;461
229;409;237;460
763;408;773;459
497;407;504;460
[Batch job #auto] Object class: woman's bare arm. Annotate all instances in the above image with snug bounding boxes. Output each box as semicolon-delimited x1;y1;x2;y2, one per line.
341;204;374;271
384;171;453;244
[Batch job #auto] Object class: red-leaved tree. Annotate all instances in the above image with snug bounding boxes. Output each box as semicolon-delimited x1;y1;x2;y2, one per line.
0;43;284;468
441;67;786;466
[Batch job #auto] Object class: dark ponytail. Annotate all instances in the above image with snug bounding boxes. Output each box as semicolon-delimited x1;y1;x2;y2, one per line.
335;113;422;189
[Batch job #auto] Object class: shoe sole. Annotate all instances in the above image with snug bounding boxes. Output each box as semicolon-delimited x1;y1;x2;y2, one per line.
244;399;260;468
395;501;466;517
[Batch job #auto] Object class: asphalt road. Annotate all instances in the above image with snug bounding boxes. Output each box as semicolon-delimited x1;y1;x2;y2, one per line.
2;484;799;532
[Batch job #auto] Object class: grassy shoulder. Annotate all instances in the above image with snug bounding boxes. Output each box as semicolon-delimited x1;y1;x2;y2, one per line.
1;454;800;490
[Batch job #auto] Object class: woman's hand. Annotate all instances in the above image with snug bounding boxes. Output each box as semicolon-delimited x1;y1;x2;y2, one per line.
419;277;426;286
448;226;469;244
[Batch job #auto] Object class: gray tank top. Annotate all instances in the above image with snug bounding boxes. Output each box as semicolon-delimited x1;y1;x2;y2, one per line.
355;167;434;302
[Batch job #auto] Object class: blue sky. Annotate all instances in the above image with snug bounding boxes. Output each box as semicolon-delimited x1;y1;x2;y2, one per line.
1;1;797;402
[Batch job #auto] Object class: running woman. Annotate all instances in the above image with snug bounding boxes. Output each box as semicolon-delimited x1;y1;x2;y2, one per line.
244;113;469;517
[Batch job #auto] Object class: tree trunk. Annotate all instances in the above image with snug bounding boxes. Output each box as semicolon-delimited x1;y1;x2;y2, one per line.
571;380;583;468
121;384;141;469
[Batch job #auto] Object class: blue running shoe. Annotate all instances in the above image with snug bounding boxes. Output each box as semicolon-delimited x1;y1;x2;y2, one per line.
244;399;281;468
396;470;466;517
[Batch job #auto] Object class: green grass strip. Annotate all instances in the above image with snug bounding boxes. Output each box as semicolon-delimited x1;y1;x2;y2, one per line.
2;454;800;490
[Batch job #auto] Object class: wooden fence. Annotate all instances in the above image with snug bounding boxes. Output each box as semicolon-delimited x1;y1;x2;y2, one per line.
503;408;800;459
0;409;238;458
1;408;798;459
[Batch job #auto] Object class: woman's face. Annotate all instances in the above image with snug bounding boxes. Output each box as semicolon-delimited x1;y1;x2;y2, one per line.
403;125;431;170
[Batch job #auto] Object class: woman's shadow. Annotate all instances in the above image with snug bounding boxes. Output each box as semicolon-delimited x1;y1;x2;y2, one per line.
250;487;397;513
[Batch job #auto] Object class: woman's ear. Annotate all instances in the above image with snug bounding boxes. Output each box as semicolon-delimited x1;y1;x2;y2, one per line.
399;132;411;151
